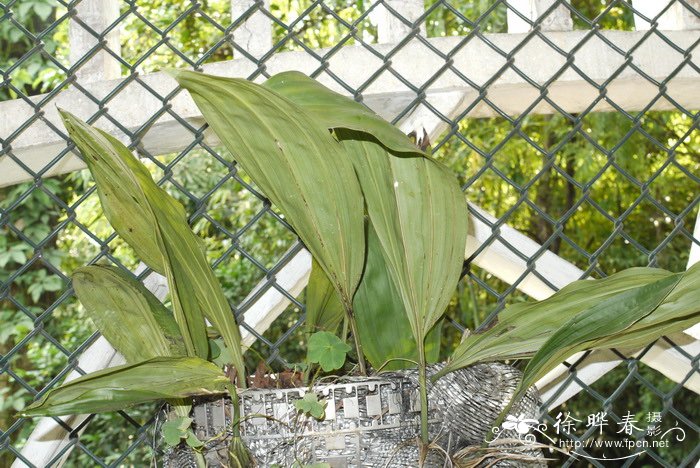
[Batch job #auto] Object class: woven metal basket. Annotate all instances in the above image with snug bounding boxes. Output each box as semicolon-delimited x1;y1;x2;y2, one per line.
161;363;542;467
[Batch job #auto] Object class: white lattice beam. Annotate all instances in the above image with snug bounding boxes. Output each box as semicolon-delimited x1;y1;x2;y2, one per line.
2;29;699;188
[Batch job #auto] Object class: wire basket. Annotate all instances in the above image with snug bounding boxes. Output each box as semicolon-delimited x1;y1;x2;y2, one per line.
161;362;542;467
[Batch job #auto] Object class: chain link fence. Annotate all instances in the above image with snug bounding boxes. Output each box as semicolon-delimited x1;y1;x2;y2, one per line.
1;0;699;466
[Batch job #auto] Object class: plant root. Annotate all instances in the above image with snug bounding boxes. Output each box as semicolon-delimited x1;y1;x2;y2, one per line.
451;438;568;467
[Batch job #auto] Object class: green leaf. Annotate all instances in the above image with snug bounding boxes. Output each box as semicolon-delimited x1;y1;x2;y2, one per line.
162;423;184;447
162;417;193;446
59;112;164;272
293;392;326;420
211;338;235;368
306;224;443;371
10;247;27;265
228;435;254;468
175;416;194;431
17;1;33;18
60;111;245;382
268;75;465;367
185;430;204;448
435;263;700;423
512;271;683;401
72;265;185;362
22;357;228;416
32;2;53;20
436;267;700;378
307;331;351;372
436;267;685;378
354;223;441;370
343;136;468;352
169;70;365;312
306;259;344;335
264;71;425;156
208;339;221;360
591;263;700;350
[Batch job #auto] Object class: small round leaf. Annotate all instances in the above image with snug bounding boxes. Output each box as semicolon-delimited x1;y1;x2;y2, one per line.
307;331;351;372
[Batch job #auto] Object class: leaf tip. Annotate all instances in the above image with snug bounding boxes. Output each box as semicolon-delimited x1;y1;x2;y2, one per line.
164;68;183;80
70;266;93;284
165;68;198;87
19;402;42;418
57;108;78;129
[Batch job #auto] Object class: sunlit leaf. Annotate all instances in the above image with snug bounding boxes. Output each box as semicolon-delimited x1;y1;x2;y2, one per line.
162;422;185;447
269;75;463;367
592;263;700;350
436;264;700;413
162;416;193;446
60;113;164;272
343;135;468;354
293;392;326;420
437;268;673;376
22;357;228;416
516;271;682;395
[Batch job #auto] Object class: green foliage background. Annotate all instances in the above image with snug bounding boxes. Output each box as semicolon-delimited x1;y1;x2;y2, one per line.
0;0;697;466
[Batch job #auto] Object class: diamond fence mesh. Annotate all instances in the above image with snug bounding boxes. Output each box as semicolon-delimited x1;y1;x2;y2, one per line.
0;0;699;466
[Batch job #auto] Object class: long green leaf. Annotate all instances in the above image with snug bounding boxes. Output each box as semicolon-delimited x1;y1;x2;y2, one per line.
264;71;426;156
306;222;442;370
60;111;245;382
516;271;682;395
437;267;673;377
591;262;700;350
171;70;365;312
59;121;165;273
22;357;227;416
306;259;345;335
345;136;468;347
60;111;205;357
267;75;461;365
354;223;442;370
72;265;185;361
436;263;700;418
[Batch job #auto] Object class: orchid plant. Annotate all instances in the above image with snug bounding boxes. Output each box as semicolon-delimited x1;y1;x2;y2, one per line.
21;71;700;465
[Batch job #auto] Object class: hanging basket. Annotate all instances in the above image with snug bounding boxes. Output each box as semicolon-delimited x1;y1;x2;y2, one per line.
161;362;542;467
